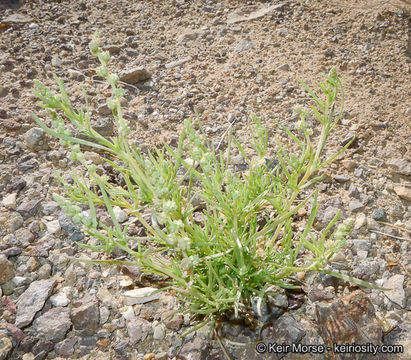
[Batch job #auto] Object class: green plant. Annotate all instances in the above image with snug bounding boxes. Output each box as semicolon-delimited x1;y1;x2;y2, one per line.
33;33;382;334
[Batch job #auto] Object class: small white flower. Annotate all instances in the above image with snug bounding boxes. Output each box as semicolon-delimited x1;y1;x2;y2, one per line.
168;219;184;233
163;200;177;213
295;120;304;130
166;233;178;246
177;236;191;251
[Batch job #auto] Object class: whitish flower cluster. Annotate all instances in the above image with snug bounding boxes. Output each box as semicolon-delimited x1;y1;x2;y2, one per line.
153;199;191;251
179;254;200;277
184;120;213;172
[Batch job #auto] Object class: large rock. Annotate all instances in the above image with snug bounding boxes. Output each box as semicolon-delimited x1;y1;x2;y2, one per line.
0;255;15;285
15;278;56;328
33;307;71;342
227;3;286;24
119;67;151;84
2;13;33;24
123;287;160;305
315;290;385;360
54;337;78;357
386;159;411;176
16;199;41;219
25;127;45;151
393;186;411;201
384;275;406;308
71;296;100;334
126;317;151;345
177;29;204;43
0;337;12;360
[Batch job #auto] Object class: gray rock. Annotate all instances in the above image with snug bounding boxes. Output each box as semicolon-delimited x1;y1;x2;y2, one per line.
58;213;84;241
51;56;62;67
14;228;35;246
105;44;122;55
177;29;203;43
31;338;54;356
354;167;365;178
1;247;21;257
1;193;17;209
393;186;411;201
79;335;97;347
16;199;41;219
46;219;61;234
179;337;206;356
92;117;114;137
5;323;24;343
123;287;160;305
334;174;351;183
0;337;12;360
2;13;33;24
278;63;290;71
119;67;151;84
37;263;52;280
99;306;110;325
0;255;15;285
113;206;128;223
97;103;112;116
33;307;71;342
234;39;255;53
25;127;45;151
165;57;192;69
54;337;78;357
15;278;56;328
351;259;380;280
71;298;100;334
270;294;288;309
384;275;405;308
320;265;344;288
125;48;139;57
261;315;306;358
49;291;70;307
114;340;129;355
41;201;59;216
227;4;286;24
126;317;151;344
161;311;184;331
7;178;26;193
18;158;39;171
6;212;24;232
153;325;165;340
352;239;371;252
277;27;289;36
252;296;285;323
12;276;29;286
372;209;387;221
348;184;361;199
349;199;365;212
135;78;157;91
19;335;38;353
315;199;345;229
156;352;169;360
2;280;16;296
386;159;411;176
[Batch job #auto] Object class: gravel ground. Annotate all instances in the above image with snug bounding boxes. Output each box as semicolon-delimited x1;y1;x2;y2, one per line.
0;1;410;359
